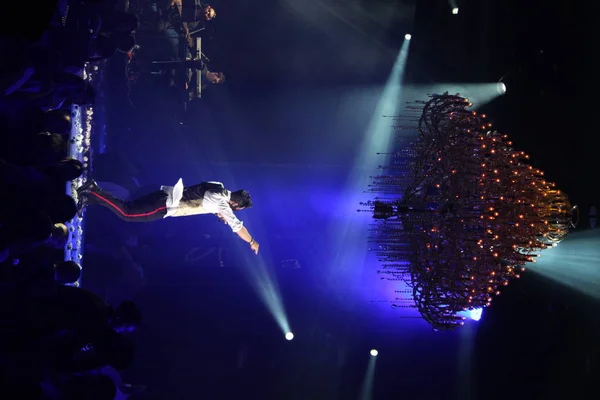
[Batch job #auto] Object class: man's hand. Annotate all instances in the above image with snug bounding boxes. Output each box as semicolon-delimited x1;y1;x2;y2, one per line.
250;239;260;255
186;33;194;48
181;21;194;48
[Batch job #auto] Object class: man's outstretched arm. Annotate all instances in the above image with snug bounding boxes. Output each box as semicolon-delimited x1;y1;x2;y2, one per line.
235;226;260;255
212;207;259;255
204;192;260;255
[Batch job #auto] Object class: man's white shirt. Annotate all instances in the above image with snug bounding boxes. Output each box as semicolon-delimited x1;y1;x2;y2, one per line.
160;179;244;232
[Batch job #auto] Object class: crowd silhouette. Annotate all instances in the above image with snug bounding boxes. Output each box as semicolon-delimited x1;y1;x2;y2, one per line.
125;0;224;107
1;0;144;398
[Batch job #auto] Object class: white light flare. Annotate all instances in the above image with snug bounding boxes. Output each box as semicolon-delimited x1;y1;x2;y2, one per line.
498;82;507;94
470;308;483;321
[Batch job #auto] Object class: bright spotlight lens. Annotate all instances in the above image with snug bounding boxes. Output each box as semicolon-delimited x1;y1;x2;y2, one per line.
499;82;507;94
370;349;378;357
470;308;483;321
404;33;412;40
452;7;459;14
285;332;294;341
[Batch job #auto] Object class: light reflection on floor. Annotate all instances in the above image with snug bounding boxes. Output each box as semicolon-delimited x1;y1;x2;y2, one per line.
64;64;99;287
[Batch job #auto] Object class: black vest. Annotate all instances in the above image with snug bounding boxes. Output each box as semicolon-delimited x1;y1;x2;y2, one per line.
181;181;225;202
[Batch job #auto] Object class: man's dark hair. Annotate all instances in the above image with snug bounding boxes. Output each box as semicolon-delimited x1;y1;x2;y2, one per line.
230;190;252;209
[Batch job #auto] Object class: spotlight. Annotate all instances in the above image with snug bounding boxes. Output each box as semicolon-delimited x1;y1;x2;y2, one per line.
404;33;412;41
285;332;294;341
498;82;507;94
370;349;378;357
469;308;483;321
452;7;459;14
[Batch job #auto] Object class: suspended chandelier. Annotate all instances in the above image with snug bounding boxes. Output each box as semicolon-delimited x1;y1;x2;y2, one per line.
362;93;574;330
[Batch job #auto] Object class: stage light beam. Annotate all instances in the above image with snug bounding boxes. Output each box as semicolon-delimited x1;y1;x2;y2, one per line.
370;349;378;357
404;83;506;109
530;230;600;300
452;7;459;14
285;332;294;341
328;35;412;303
404;33;412;41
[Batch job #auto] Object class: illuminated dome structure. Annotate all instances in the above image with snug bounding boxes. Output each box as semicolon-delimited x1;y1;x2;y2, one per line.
363;93;574;330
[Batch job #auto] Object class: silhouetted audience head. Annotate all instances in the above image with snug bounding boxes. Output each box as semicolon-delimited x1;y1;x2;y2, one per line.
43;110;71;135
110;301;142;333
4;211;54;245
30;132;67;164
53;261;81;284
63;375;116;400
100;330;136;370
45;223;69;249
33;195;76;226
0;4;143;394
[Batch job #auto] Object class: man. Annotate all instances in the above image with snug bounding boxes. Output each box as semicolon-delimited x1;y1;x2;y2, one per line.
158;0;216;46
189;62;225;86
77;179;260;255
152;59;225;96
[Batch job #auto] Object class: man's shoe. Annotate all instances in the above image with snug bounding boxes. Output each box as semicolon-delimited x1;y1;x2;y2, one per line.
77;178;99;196
76;194;88;217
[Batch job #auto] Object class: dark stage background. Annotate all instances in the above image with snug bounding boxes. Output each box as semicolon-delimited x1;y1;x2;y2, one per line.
83;0;597;399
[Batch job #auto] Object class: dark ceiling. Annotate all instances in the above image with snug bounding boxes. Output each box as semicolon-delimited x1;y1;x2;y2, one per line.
209;0;417;84
205;0;580;91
